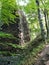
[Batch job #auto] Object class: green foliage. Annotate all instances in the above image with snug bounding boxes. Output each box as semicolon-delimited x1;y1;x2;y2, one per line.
1;0;17;24
0;0;49;58
5;43;22;49
0;32;16;39
18;0;49;40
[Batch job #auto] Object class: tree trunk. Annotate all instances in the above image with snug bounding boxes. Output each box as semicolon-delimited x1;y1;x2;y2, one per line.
36;0;47;42
44;9;49;38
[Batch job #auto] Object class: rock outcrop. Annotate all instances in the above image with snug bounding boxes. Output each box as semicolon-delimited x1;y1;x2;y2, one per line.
1;10;30;45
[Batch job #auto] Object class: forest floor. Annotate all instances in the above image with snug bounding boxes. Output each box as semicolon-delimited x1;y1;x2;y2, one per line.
0;34;49;65
34;44;49;65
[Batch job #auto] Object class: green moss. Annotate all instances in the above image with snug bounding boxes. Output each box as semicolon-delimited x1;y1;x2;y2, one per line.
0;51;12;56
0;32;16;39
4;42;22;49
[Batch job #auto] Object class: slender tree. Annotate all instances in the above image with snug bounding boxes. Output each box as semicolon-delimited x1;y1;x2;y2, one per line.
40;0;49;39
44;9;48;38
36;0;47;42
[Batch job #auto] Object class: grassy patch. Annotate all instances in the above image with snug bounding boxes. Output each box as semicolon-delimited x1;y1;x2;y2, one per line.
0;32;16;39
